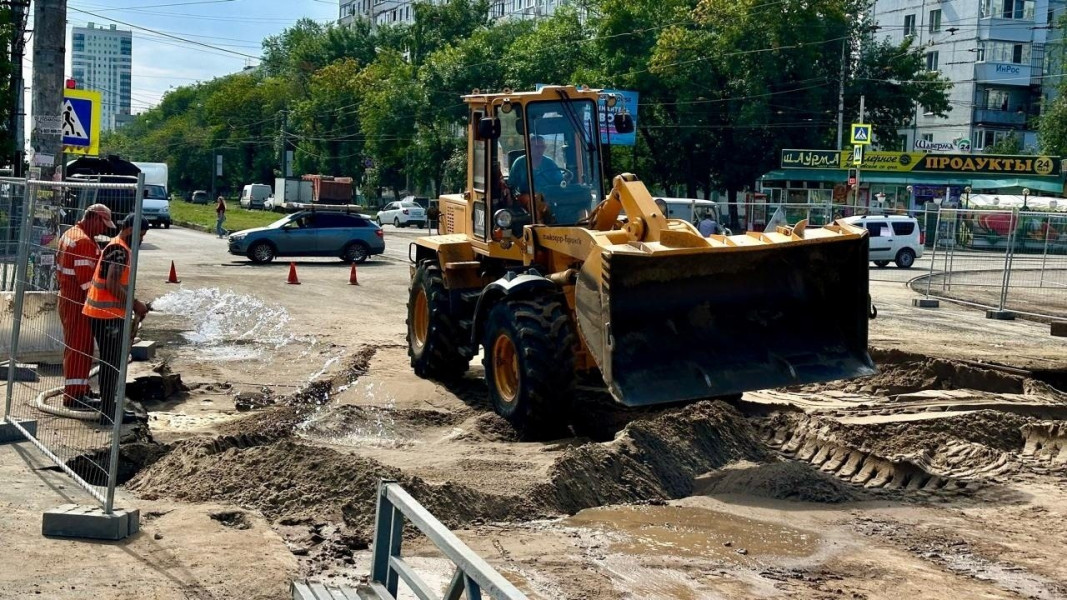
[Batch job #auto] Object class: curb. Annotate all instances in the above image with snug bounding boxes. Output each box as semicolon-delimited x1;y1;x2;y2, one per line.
171;220;214;235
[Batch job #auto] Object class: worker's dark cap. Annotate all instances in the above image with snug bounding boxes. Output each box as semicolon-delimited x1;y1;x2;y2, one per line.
120;213;151;232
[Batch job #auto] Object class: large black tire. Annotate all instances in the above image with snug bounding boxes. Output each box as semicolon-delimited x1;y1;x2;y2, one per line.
873;260;889;268
407;263;470;380
163;222;171;229
342;241;369;264
394;217;402;228
482;296;576;438
895;247;916;269
248;241;275;264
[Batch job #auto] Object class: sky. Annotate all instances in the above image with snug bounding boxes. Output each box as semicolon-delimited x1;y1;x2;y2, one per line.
25;0;339;117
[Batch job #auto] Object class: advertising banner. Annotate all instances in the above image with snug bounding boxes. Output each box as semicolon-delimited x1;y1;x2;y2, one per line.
598;89;639;146
781;149;1061;177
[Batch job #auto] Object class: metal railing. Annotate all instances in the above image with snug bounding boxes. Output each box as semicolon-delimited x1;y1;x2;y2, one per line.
2;175;146;513
914;207;1067;321
365;480;527;600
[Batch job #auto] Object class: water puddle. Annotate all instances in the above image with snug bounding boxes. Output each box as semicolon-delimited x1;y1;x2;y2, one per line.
151;288;303;361
565;505;820;563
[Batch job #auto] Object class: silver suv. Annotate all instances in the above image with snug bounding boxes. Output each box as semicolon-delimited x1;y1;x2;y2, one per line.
844;215;924;268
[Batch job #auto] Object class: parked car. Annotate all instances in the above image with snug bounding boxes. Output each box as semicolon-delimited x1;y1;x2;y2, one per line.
227;210;385;264
191;190;210;205
843;215;923;268
376;199;426;228
240;184;272;209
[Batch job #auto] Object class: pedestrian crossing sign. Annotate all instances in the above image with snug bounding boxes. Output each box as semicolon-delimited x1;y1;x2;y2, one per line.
62;89;101;156
851;123;872;145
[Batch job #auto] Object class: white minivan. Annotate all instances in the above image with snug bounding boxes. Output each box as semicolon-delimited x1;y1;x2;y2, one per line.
240;184;272;209
844;215;924;268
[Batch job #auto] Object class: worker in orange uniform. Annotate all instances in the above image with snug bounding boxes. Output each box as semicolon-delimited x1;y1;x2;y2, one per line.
56;204;115;411
82;214;150;426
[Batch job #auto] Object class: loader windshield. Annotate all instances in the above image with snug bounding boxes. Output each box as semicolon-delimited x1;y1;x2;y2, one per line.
515;99;603;225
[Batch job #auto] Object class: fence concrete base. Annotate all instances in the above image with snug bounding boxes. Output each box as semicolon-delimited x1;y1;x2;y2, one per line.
1053;322;1067;337
42;504;140;540
0;361;38;381
0;419;36;444
986;309;1016;320
913;298;940;308
131;340;156;361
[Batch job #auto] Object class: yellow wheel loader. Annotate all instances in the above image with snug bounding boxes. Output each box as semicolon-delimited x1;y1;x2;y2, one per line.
407;85;875;436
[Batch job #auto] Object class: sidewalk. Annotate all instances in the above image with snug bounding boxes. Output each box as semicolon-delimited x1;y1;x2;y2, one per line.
869;279;1067;371
0;440;297;599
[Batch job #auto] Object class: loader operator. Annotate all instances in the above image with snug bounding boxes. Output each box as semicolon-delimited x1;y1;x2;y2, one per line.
56;204;114;411
509;135;562;219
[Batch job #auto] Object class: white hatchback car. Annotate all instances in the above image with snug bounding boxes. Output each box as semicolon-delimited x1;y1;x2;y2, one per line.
376;200;426;228
844;215;924;268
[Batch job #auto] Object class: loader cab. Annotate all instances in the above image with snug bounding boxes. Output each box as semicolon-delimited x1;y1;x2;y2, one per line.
467;88;606;244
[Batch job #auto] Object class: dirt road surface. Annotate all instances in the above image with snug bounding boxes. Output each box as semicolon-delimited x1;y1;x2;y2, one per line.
2;224;1065;599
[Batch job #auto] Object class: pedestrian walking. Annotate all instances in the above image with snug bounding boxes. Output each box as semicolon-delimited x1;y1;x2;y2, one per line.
82;214;150;425
56;204;114;411
215;195;227;238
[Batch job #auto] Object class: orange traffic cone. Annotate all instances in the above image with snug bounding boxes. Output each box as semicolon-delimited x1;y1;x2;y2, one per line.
349;263;359;286
165;261;181;284
287;262;301;285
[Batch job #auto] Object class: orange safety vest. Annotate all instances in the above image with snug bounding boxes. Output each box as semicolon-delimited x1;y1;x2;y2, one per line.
56;223;100;303
82;236;130;320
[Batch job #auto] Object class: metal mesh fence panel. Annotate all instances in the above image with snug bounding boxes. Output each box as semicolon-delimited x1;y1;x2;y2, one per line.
2;177;145;511
917;207;1067;321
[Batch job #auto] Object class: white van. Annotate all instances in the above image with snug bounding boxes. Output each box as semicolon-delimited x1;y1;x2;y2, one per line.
132;162;171;228
240;184;272;209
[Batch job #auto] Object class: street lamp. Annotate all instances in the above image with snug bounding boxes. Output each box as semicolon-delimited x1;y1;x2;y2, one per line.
964;186;971;210
1022;188;1030;210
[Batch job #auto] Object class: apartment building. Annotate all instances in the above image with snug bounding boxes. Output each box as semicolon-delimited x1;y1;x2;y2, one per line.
70;23;132;132
340;0;572;27
872;0;1066;153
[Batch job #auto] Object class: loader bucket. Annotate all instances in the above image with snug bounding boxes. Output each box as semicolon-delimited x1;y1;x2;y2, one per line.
574;233;875;407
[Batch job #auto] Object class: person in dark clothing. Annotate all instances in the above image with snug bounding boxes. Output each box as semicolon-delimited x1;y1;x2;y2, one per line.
82;214;150;425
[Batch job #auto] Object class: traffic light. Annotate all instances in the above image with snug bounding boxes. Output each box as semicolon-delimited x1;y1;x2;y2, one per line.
65;78;76;89
847;168;858;186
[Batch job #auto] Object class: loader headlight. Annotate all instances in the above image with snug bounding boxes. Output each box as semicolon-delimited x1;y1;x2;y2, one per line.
494;209;514;229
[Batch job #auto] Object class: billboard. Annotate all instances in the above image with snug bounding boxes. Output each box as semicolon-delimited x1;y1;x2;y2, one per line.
598;89;638;146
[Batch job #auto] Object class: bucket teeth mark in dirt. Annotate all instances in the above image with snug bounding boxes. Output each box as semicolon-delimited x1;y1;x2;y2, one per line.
756;416;977;495
1021;422;1067;470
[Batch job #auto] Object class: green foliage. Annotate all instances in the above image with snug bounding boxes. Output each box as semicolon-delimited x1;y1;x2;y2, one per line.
0;6;16;165
104;0;951;205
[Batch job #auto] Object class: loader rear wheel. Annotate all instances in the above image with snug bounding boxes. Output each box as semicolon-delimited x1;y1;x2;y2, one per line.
482;296;576;439
407;263;470;380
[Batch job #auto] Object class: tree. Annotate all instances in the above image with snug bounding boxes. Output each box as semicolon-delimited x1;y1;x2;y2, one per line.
357;51;420;200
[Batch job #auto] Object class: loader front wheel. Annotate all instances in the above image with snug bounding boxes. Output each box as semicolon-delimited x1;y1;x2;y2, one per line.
482;297;576;439
407;263;470;380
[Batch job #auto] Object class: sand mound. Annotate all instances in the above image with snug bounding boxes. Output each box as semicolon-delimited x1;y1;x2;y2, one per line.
541;401;768;513
698;461;857;503
794;348;1027;396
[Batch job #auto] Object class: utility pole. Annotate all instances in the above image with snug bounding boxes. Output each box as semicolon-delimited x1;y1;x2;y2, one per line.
29;0;67;181
7;1;30;175
855;95;865;209
836;38;846;151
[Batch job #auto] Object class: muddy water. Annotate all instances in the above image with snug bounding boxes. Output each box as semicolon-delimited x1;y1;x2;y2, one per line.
566;505;820;563
151;287;300;361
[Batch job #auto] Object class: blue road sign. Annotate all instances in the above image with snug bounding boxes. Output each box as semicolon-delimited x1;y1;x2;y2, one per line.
62;97;93;148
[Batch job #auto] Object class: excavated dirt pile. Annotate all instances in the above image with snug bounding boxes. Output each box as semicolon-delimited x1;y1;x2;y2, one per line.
697;461;858;503
540;401;769;513
793;348;1028;396
130;400;773;540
